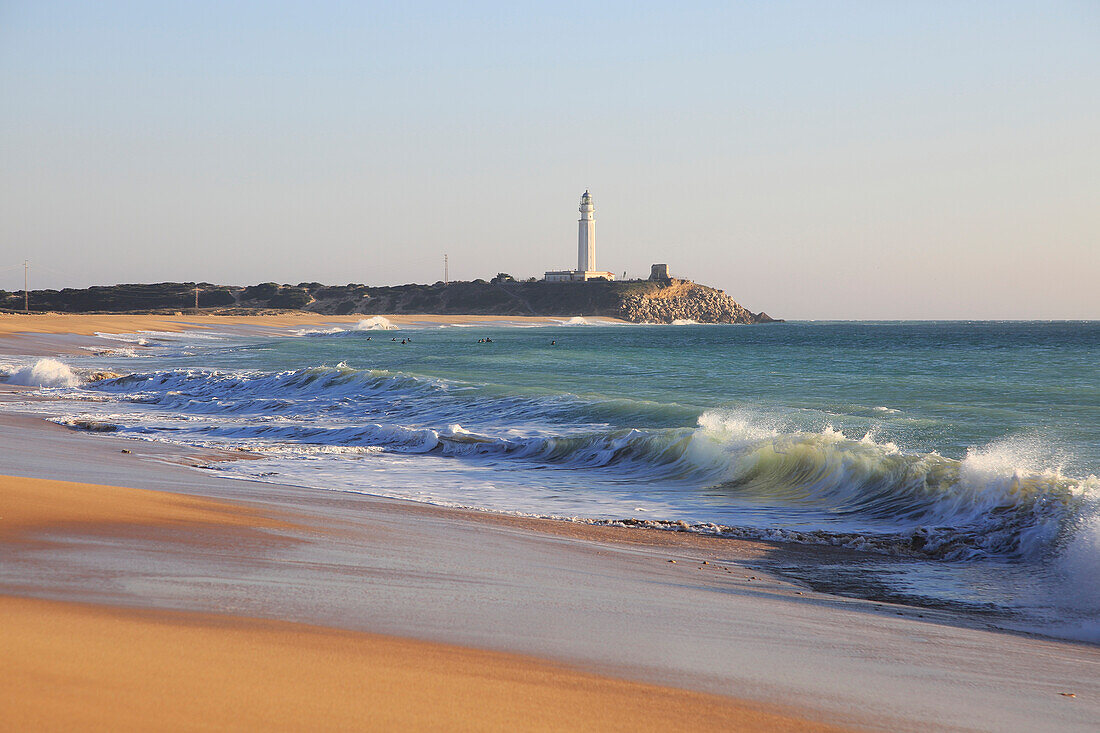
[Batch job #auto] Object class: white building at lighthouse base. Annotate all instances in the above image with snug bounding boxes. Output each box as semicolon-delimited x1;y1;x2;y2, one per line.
544;269;616;282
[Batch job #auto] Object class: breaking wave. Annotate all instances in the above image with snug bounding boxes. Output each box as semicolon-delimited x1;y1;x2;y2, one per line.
74;364;1099;565
291;316;399;337
2;358;82;388
355;316;398;331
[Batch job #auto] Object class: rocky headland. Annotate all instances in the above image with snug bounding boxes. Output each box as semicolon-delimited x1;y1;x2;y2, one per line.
0;278;777;324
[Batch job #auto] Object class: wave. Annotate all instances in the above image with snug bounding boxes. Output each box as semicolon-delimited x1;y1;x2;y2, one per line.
94;332;151;346
292;316;399;337
87;364;699;430
151;408;1092;563
290;326;346;336
80;346;140;358
2;358;82;388
68;364;1099;565
90;364;451;410
356;316;398;330
75;363;1091;561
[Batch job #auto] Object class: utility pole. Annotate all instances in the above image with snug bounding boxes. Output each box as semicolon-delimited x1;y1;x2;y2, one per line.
194;286;200;310
444;254;449;286
23;260;28;313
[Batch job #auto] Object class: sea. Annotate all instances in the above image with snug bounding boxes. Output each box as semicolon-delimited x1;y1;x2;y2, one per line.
4;318;1098;642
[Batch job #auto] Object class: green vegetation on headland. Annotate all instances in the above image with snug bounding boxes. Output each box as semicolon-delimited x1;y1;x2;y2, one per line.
0;278;778;324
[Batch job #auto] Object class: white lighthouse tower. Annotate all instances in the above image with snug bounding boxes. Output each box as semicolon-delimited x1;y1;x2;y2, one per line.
578;190;596;272
544;190;616;282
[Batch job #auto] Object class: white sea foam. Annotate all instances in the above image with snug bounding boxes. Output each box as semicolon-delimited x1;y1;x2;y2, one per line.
1052;498;1100;641
3;358;81;388
355;316;398;331
290;326;346;336
94;332;151;346
74;366;1095;565
80;345;140;357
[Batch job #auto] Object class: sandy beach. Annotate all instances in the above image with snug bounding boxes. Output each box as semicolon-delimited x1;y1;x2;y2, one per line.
1;478;841;733
0;312;624;356
2;315;1099;732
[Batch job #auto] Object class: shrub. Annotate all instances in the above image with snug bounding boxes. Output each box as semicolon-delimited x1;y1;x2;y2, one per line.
242;282;280;300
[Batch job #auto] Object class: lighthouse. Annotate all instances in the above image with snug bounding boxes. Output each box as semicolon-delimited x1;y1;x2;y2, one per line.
544;191;616;282
578;190;595;272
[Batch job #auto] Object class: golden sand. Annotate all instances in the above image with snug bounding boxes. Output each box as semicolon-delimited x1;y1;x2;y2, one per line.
0;312;623;338
1;595;853;732
0;473;849;731
0;474;290;541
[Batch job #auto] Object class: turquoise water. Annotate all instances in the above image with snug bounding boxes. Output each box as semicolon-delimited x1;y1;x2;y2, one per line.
5;319;1099;640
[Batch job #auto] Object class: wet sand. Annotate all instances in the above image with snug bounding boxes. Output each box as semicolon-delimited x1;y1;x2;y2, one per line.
0;474;844;733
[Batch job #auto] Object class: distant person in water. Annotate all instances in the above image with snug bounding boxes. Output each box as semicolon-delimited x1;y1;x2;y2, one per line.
550;340;556;346
401;339;407;344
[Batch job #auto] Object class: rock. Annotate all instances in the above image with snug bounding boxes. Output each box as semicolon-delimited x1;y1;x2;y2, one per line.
87;371;123;382
616;280;770;324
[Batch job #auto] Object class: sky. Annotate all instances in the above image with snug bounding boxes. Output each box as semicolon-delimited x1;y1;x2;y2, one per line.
1;1;1097;319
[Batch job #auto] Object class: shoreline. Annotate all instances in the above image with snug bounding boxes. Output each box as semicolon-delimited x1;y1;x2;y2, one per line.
0;311;629;333
1;474;844;733
3;412;1099;731
0;311;627;356
2;315;1099;731
0;423;866;731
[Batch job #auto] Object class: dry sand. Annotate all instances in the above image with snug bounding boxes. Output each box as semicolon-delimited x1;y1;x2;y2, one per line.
0;312;623;356
0;473;845;732
0;311;622;337
0;473;291;542
0;312;366;339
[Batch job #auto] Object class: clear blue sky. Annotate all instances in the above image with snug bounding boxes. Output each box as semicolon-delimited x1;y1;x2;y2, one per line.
1;1;1097;319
